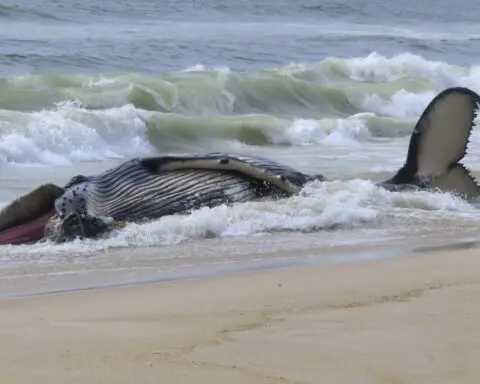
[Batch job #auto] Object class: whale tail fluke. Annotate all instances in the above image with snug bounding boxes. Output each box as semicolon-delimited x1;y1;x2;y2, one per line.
380;87;480;200
429;163;480;200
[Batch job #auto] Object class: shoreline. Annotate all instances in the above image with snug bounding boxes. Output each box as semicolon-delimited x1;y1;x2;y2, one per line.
2;237;480;301
1;242;480;383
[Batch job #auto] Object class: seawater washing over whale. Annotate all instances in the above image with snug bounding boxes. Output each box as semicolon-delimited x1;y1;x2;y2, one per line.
1;87;479;245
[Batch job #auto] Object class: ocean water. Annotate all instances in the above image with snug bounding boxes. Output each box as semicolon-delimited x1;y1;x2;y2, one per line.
2;0;480;296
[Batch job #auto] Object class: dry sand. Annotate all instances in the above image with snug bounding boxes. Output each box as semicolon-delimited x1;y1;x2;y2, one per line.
1;246;480;384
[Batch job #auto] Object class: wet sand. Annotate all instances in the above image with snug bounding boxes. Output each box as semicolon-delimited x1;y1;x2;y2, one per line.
1;246;479;383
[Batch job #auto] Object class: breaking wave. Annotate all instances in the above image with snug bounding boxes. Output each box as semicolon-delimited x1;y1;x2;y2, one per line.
1;178;477;256
1;52;480;165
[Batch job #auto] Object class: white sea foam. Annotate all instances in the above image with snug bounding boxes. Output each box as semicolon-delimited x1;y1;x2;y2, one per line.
361;89;435;118
332;52;467;88
0;102;153;165
269;117;373;146
1;179;476;258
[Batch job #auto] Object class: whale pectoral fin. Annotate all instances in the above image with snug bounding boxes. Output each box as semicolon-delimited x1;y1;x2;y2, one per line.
139;153;305;194
382;87;480;198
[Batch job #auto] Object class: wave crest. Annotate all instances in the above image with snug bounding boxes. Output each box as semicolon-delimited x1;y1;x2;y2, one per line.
1;53;480;165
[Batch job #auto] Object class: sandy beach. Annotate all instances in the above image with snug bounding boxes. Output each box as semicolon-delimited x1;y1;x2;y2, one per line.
0;246;479;384
3;0;480;382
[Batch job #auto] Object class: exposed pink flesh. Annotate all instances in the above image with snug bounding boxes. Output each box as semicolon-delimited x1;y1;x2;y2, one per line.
0;210;55;245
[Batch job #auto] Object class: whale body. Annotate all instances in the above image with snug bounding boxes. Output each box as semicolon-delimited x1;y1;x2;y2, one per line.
1;86;479;244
